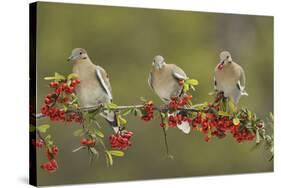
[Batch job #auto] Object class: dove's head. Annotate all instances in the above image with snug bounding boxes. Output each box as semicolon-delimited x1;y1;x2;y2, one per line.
152;55;166;69
218;51;232;70
67;48;89;63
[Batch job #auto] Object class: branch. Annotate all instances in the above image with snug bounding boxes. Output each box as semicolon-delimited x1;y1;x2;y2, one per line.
33;103;210;120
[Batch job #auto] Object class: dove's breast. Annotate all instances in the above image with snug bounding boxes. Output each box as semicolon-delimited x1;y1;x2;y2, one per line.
73;61;111;107
215;63;241;97
151;67;182;102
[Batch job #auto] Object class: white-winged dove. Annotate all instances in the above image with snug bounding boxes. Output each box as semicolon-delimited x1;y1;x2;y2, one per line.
214;51;248;105
148;55;190;134
67;48;118;132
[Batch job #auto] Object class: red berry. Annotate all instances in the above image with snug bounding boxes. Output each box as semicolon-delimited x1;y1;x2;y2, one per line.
86;139;96;146
160;122;166;127
51;145;59;155
80;138;87;145
67;86;75;93
41;105;49;115
44;97;52;105
62;83;68;90
49;81;59;88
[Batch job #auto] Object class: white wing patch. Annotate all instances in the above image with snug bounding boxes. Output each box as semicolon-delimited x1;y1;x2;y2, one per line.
173;72;187;80
148;72;153;90
96;67;113;100
177;121;191;134
237;80;248;96
214;76;217;90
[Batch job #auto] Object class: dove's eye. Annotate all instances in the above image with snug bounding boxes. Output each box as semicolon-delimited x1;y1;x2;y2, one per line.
227;56;229;58
80;52;83;55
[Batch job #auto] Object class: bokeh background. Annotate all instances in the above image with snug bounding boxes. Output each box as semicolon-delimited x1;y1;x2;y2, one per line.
35;2;273;186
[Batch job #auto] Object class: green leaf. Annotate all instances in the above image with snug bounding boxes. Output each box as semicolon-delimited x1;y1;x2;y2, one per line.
44;76;56;80
36;124;50;133
232;118;240;126
105;151;113;166
67;73;79;80
187;79;199;86
256;129;260;144
108;150;125;157
54;72;66;81
44;134;53;146
190;85;196;91
117;115;127;125
90;147;99;158
73;129;84;137
183;83;189;92
140;97;147;102
228;100;236;113
45;134;51;140
44;72;66;81
160;112;166;118
208;91;216;96
218;111;230;117
93;120;101;128
94;129;104;138
96;137;106;149
72;146;86;152
122;108;133;116
133;108;142;117
63;105;68;112
105;102;118;109
247;110;252;120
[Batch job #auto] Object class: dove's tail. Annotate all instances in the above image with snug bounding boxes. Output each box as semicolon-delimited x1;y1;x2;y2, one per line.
231;89;248;106
168;112;191;134
241;90;248;96
100;110;119;133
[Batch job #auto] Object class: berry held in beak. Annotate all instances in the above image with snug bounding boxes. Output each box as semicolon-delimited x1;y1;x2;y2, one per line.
218;62;224;70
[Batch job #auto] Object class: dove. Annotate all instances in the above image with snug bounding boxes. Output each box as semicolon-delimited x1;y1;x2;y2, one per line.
148;55;190;134
67;48;118;132
214;51;248;105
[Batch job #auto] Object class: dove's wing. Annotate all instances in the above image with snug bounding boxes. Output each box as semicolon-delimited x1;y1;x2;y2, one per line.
148;71;154;90
170;64;187;81
239;67;246;90
96;66;113;100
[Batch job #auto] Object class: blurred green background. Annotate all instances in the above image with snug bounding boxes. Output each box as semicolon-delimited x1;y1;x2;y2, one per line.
35;2;273;186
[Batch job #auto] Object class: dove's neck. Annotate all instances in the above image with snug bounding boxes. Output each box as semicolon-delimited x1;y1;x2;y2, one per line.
72;59;95;75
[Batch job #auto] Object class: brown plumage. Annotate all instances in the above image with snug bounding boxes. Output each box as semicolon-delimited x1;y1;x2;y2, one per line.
148;55;190;134
214;51;248;105
68;48;117;131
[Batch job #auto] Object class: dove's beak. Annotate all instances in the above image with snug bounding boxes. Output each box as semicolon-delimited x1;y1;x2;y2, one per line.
218;61;224;70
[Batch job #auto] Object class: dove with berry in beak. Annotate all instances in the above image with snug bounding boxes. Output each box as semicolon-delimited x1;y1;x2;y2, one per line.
148;55;190;134
214;51;248;105
67;48;118;132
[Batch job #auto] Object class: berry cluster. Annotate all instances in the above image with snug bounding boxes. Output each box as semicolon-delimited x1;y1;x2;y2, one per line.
167;114;190;127
80;138;96;146
32;139;44;148
41;159;58;173
141;101;154;122
191;111;256;143
33;138;59;173
159;95;193;128
168;95;193;110
41;145;59;173
41;79;82;123
109;130;133;150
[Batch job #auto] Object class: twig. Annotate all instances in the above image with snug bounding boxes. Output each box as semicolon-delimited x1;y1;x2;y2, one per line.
36;130;46;145
158;109;170;157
